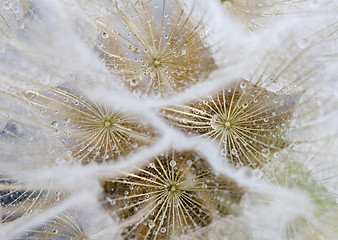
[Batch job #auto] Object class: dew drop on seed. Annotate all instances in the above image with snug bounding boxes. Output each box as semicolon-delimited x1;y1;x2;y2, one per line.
240;82;246;89
64;118;70;123
160;227;166;233
130;79;139;86
102;32;109;38
170;160;176;167
149;163;155;168
51;121;58;128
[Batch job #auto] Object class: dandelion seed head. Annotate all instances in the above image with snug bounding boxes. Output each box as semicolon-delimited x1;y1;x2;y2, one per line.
162;79;297;168
0;82;157;164
0;0;337;239
95;0;216;97
102;150;243;239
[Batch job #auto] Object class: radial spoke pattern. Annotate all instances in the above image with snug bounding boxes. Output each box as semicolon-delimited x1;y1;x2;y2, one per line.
102;150;243;240
6;83;156;164
16;212;99;240
95;0;216;97
161;79;299;168
0;176;63;224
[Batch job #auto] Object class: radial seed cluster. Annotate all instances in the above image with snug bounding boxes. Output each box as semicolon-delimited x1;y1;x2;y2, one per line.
95;0;216;97
8;83;157;164
0;0;336;240
102;151;243;239
161;79;298;167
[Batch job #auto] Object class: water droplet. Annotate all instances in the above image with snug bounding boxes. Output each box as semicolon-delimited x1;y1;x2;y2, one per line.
51;121;58;128
170;160;176;167
240;82;246;89
102;31;109;38
160;227;166;233
130;79;138;86
64;118;70;123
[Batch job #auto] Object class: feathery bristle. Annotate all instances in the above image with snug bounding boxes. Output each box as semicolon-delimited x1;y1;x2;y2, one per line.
0;176;63;224
17;212;98;240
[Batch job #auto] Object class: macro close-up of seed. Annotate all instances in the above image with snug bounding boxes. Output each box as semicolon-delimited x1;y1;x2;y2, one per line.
0;0;337;240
